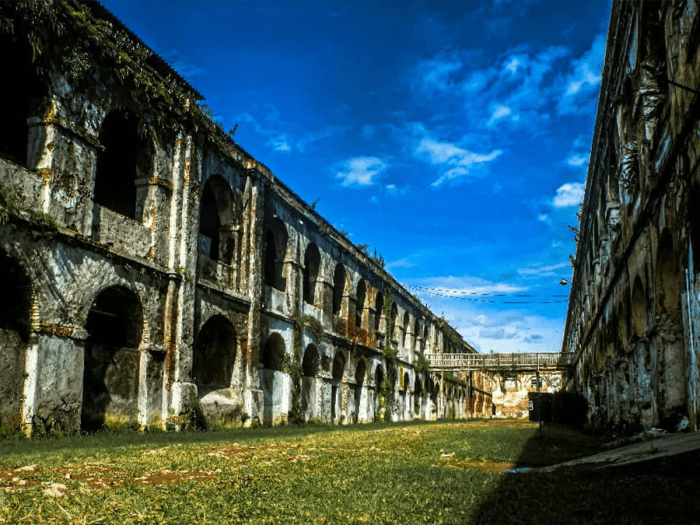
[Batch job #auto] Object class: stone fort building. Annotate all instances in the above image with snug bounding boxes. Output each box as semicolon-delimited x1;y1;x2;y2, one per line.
0;0;492;434
563;0;700;432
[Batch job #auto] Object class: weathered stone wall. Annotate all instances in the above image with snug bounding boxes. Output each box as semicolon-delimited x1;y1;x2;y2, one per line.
562;0;700;432
0;1;480;435
488;370;562;419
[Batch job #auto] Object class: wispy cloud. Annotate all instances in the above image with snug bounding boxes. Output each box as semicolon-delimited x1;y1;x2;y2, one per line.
517;261;569;277
237;104;348;153
552;182;585;208
406;275;528;296
414;137;502;187
557;33;606;115
335;156;389;187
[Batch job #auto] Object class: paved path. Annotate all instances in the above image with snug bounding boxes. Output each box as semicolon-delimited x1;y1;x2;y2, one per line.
541;431;700;471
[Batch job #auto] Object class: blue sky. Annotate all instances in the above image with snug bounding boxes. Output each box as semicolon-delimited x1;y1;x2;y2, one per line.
101;0;611;354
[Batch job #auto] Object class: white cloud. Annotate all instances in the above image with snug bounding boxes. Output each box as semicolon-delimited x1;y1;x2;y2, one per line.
558;33;606;115
414;137;502;187
487;105;512;127
335;157;388;187
552;182;585;208
537;214;548;222
386;257;416;270
566;154;588;167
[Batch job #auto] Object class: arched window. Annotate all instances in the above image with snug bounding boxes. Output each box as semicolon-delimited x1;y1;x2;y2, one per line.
263;218;288;291
402;311;410;349
193;315;236;396
199;176;236;263
332;352;345;381
390;303;398;340
94;111;149;220
374;291;384;331
355;279;366;329
261;333;285;371
332;264;346;315
303;243;320;305
302;344;320;378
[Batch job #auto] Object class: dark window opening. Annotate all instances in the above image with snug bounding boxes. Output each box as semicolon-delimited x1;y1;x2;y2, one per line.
261;333;285;371
332;352;345;381
355;280;366;328
303;244;320;305
0;34;40;167
94;111;146;219
198;176;237;263
0;251;32;340
264;231;277;287
199;183;221;261
332;264;345;315
302;344;320;377
374;291;384;331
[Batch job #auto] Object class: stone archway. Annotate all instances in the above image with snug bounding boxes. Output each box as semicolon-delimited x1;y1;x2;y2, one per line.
81;286;143;432
0;250;32;426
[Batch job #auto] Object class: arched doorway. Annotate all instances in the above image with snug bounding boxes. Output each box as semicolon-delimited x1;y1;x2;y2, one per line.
193;315;236;397
301;344;320;420
82;286;143;431
0;250;32;424
331;351;345;422
375;366;386;422
354;360;366;423
260;333;286;425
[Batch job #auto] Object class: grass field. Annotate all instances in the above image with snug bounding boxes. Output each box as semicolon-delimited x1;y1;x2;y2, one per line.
0;420;698;524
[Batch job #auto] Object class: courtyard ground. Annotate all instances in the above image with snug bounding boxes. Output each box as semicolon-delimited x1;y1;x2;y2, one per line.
0;420;698;524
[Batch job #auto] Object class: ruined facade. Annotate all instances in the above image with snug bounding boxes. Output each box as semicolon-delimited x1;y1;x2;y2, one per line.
562;0;700;431
0;1;480;434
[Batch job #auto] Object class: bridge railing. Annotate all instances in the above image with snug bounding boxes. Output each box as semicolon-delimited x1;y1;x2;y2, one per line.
428;352;574;370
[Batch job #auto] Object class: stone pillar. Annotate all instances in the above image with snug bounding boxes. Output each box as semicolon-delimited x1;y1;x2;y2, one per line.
164;135;198;421
244;174;264;422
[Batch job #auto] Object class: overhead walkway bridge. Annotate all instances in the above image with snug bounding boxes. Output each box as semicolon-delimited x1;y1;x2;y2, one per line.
428;352;574;373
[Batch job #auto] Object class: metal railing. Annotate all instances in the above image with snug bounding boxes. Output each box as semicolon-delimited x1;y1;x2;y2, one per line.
428;352;574;371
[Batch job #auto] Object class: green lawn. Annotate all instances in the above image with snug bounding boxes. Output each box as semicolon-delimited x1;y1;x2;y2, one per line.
1;421;698;524
0;420;534;524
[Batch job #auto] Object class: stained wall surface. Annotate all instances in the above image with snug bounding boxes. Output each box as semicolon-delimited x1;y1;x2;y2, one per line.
0;1;480;434
562;0;700;432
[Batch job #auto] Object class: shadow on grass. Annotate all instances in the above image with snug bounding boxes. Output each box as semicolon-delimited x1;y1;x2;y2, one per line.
471;423;700;525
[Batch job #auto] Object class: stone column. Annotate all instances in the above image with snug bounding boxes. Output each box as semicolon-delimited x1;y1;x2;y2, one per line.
244;173;265;422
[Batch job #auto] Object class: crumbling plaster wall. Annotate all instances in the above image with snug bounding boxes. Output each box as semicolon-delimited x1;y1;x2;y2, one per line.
562;0;700;432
